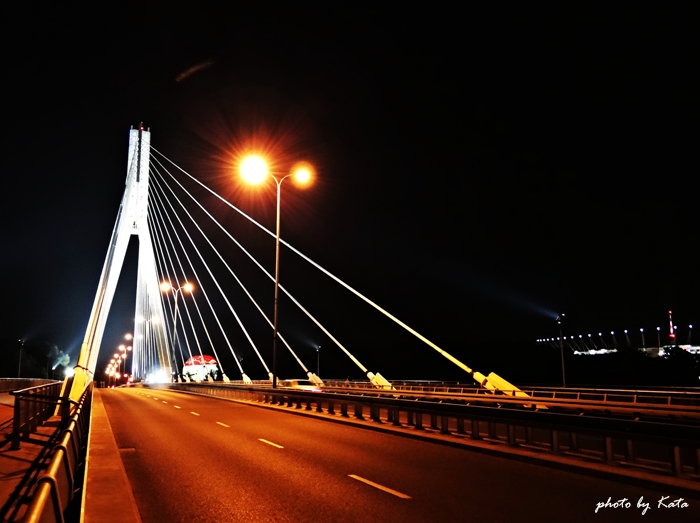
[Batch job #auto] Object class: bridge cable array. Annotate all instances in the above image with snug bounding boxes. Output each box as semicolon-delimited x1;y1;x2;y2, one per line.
148;147;488;387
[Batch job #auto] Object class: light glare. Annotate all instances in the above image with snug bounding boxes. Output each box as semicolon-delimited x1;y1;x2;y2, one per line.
240;156;268;184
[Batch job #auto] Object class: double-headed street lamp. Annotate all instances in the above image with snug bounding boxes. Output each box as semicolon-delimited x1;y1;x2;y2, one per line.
118;343;132;381
240;155;314;388
160;281;194;381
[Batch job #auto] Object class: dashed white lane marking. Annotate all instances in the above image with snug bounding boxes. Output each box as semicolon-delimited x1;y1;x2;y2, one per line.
216;422;230;428
174;406;181;409
259;438;284;449
191;412;200;416
348;475;412;499
162;401;168;404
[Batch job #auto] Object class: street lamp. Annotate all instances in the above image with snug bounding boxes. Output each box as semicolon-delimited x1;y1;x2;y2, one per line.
556;314;566;387
656;327;661;352
316;345;321;376
18;339;24;378
118;343;132;383
160;281;194;381
240;155;314;388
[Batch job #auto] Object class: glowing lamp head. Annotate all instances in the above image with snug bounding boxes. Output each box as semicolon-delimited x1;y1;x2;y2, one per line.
240;155;269;184
160;282;172;292
295;168;311;183
291;161;315;186
183;282;194;293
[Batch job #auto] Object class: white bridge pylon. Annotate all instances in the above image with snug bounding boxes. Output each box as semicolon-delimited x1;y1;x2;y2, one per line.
69;127;169;400
67;127;531;402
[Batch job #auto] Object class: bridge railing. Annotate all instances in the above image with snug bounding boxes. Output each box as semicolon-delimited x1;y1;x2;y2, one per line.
22;382;93;523
0;378;56;393
323;380;700;409
9;381;66;450
152;383;700;482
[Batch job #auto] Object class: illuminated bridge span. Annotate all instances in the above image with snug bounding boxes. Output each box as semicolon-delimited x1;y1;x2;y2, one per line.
21;128;699;523
69;127;523;402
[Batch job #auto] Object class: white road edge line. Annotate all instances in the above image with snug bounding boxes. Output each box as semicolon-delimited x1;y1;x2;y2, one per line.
191;412;200;416
258;438;284;449
216;422;230;428
348;475;412;499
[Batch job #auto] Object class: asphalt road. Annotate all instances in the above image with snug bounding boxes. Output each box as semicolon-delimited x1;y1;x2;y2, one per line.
100;388;700;523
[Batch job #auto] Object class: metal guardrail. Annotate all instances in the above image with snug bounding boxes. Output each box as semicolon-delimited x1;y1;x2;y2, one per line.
185;380;700;420
155;383;700;482
0;378;55;393
9;381;65;450
22;382;93;523
323;380;700;409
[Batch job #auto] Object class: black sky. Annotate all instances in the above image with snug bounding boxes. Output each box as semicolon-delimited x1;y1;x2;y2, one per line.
2;4;698;380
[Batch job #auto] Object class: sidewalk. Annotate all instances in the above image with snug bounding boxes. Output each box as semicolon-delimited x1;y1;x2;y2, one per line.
0;392;60;522
0;389;143;523
82;390;141;523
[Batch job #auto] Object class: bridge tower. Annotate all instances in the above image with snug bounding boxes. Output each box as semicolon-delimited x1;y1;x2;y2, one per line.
69;126;171;400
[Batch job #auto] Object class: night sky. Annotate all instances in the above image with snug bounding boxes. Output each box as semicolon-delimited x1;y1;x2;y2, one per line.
3;4;697;382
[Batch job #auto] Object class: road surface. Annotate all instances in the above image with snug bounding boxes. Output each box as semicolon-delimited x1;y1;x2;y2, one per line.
100;388;700;522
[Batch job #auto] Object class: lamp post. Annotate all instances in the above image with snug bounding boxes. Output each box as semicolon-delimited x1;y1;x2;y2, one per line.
557;314;566;387
118;343;132;382
656;327;661;352
611;331;618;349
18;340;24;378
316;345;321;376
160;281;194;381
240;155;313;388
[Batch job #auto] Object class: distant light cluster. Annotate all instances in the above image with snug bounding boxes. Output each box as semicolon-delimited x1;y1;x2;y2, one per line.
538;313;695;356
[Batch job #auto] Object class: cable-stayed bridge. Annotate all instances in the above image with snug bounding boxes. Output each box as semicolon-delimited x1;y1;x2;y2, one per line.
67;126;522;402
11;127;699;522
